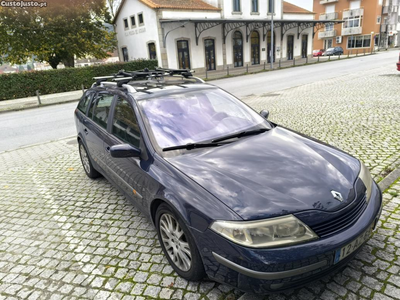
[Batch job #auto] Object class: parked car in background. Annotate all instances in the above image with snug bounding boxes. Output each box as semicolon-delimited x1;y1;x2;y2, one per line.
397;53;400;71
75;68;382;294
313;49;324;57
323;47;344;56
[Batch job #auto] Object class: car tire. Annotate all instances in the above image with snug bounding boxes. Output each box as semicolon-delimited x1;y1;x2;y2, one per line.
78;140;101;179
155;203;206;281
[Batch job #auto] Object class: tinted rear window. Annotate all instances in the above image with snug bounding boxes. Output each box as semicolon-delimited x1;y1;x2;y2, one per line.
77;92;92;114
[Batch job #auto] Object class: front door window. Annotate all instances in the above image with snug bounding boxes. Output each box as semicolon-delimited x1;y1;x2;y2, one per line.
177;40;191;69
251;31;260;65
233;31;243;67
204;39;216;71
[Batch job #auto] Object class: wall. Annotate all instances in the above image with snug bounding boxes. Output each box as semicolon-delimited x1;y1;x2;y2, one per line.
115;0;161;63
221;0;283;20
313;0;382;54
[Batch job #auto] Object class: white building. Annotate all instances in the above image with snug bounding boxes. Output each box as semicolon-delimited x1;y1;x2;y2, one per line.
114;0;334;73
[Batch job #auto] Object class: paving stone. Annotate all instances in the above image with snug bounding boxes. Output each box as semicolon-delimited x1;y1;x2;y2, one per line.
1;64;400;300
385;284;400;299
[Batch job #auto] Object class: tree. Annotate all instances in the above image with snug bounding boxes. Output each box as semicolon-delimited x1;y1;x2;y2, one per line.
0;0;116;69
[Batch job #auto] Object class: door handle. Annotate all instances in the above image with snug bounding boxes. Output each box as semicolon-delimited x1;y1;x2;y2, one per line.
84;128;88;135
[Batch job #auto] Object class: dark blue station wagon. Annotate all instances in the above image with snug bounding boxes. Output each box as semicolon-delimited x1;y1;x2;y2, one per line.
74;69;382;294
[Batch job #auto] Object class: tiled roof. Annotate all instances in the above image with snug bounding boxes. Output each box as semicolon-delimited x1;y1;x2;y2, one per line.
283;1;315;14
139;0;220;10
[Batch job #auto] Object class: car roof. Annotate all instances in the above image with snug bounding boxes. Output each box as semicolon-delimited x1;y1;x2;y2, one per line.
89;81;217;101
133;83;217;100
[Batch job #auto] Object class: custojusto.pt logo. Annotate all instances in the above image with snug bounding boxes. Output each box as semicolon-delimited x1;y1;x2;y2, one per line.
0;1;48;7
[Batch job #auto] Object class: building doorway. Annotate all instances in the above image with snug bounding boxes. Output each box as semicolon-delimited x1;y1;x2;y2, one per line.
204;39;216;71
301;35;308;58
233;31;243;67
251;31;260;65
267;31;275;63
324;38;333;49
177;40;190;69
287;35;294;60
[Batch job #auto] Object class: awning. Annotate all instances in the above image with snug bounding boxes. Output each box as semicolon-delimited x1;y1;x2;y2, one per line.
160;18;344;45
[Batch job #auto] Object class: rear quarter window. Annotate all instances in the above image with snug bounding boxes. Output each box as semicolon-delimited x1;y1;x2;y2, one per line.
77;92;92;114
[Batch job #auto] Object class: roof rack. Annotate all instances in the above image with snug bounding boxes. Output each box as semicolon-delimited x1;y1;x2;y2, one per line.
91;67;203;91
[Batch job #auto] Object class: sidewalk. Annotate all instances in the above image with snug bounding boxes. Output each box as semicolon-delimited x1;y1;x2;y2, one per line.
0;90;83;113
0;50;378;113
198;51;374;80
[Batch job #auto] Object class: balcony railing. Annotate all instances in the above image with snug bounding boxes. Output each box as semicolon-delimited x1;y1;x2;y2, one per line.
319;12;338;20
342;27;362;35
319;0;339;4
318;30;337;38
383;5;398;13
343;8;364;18
383;6;389;13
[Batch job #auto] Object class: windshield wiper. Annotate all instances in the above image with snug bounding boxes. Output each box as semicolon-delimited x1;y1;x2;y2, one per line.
162;142;226;152
212;128;269;143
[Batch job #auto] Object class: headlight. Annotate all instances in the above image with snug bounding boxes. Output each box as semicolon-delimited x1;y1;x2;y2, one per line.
359;162;373;202
210;215;318;248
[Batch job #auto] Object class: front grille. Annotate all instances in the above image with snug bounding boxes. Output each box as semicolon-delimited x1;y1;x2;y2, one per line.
311;196;367;237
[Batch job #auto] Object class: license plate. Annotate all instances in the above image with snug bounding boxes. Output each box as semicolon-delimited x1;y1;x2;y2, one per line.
334;225;373;264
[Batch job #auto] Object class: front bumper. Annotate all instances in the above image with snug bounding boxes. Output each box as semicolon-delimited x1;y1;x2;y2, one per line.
192;182;382;294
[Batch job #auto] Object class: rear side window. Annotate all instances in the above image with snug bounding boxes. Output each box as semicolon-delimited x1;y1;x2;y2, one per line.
112;97;141;147
77;92;92;114
90;94;114;129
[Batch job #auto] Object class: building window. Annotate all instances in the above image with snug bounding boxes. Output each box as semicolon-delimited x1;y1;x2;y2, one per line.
233;0;240;12
138;13;144;25
123;18;128;30
252;0;258;12
347;35;371;48
177;40;190;69
130;15;136;27
325;23;334;31
343;16;361;28
148;43;157;60
121;47;129;62
377;16;381;24
268;0;274;13
233;31;243;67
251;31;260;65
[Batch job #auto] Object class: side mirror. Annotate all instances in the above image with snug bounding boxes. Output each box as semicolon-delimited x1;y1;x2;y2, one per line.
110;144;141;158
260;109;269;120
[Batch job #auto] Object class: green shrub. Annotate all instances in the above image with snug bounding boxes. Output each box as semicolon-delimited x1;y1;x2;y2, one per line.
0;59;158;101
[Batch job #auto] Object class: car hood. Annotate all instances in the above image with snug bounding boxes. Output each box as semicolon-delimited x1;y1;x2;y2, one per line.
166;127;360;221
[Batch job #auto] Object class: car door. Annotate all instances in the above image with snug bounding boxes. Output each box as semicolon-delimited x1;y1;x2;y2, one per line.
103;95;148;210
84;92;115;172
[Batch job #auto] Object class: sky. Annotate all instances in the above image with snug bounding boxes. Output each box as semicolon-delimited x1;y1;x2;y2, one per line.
284;0;314;12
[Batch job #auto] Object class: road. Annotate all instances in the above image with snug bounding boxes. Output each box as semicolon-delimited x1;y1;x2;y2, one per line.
0;50;397;152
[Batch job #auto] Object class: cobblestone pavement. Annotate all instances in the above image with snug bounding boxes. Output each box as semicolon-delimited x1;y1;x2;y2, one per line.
1;64;399;300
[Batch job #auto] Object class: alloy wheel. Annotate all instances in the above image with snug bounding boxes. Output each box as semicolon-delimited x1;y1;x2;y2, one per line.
79;144;91;174
159;213;192;272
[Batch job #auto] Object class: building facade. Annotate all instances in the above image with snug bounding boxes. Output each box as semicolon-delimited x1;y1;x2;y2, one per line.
313;0;388;54
380;0;400;47
114;0;335;73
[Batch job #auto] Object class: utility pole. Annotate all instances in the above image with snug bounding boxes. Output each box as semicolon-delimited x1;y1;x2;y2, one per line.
270;0;274;70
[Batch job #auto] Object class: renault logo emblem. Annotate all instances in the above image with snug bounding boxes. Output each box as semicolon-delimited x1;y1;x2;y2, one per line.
331;190;343;202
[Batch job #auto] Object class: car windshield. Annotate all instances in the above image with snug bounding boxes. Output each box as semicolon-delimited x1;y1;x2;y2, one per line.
138;88;271;149
327;48;334;51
